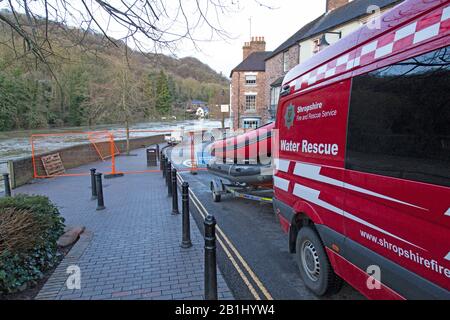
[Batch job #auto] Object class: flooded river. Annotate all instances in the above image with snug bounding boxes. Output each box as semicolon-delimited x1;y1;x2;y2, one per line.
0;119;229;190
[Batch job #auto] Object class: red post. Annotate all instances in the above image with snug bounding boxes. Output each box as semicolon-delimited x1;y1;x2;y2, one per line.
104;132;123;179
190;131;197;175
110;133;116;175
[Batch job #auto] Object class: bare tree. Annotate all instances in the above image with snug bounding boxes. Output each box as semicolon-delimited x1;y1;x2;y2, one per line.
0;0;275;66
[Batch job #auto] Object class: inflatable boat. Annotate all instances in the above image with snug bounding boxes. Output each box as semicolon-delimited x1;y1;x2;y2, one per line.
208;122;274;187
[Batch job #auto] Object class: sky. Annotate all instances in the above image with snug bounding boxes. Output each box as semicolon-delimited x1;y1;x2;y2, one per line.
175;0;326;77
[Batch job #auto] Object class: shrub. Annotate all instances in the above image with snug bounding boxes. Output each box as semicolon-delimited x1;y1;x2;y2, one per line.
0;195;65;293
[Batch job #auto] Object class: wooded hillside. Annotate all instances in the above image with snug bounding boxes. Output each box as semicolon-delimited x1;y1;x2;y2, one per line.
0;11;230;131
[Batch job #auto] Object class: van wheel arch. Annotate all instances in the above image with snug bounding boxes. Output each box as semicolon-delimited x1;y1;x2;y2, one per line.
289;200;324;253
289;213;315;253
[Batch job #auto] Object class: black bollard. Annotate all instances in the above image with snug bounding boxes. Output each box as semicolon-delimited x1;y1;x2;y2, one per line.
204;214;218;300
167;162;172;196
90;168;97;200
166;160;171;187
156;144;160;161
162;154;166;179
95;173;105;211
181;182;192;248
160;153;164;172
3;173;11;197
171;168;179;215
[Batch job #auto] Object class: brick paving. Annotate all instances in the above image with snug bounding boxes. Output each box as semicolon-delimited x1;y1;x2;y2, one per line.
13;146;232;300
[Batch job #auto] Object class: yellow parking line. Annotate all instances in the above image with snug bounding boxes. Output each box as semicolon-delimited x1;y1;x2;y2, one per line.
185;181;273;300
188;196;260;300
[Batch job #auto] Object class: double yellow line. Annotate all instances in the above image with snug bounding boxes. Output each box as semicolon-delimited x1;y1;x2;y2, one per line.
177;174;273;300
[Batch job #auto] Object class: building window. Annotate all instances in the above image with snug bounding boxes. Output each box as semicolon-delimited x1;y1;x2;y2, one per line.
243;119;260;129
245;75;257;85
245;95;256;111
269;86;281;119
346;45;450;187
283;51;289;72
313;38;320;54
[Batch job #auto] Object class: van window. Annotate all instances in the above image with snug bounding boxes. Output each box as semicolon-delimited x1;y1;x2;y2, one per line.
346;46;450;187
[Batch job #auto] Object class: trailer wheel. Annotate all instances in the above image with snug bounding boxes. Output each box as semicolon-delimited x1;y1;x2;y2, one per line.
212;191;221;202
295;226;342;296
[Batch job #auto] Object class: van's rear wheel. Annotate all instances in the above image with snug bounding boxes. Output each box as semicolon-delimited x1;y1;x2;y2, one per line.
295;226;342;296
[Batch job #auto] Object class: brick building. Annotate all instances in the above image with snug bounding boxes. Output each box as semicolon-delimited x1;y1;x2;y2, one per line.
265;0;401;120
230;37;271;129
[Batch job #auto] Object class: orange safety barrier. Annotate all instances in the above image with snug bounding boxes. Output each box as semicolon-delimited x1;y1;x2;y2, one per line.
30;131;116;179
88;131;120;160
30;128;221;180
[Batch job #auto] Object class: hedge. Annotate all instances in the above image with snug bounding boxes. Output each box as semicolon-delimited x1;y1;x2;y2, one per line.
0;194;65;293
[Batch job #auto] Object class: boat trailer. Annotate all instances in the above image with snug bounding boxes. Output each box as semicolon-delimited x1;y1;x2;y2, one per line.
210;178;273;203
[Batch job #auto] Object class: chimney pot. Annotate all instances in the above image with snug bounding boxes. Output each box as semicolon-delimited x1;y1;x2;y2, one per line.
326;0;349;12
242;36;266;60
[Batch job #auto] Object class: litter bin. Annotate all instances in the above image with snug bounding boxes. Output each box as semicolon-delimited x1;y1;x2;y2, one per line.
146;148;158;167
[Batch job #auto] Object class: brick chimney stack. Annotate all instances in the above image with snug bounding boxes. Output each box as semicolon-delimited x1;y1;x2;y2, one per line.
326;0;350;12
243;36;266;60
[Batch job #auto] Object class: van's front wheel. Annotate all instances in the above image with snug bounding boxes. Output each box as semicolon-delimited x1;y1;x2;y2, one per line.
295;226;342;296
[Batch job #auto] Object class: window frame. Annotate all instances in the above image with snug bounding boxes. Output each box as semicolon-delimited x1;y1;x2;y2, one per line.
244;94;257;111
245;74;257;86
283;51;289;73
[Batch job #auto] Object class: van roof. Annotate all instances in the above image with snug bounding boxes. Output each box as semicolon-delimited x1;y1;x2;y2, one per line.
283;0;448;87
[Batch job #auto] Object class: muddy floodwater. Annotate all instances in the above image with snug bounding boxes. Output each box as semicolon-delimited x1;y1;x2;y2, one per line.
0;119;229;191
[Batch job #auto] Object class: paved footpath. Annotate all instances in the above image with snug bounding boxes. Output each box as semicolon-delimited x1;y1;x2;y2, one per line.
13;146;232;300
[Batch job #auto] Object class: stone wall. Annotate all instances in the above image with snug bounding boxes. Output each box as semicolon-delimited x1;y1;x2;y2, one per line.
10;134;165;188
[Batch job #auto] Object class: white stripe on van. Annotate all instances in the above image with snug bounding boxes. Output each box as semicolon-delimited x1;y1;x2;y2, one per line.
413;23;440;44
274;176;290;192
293;183;425;251
394;22;417;41
445;252;450;261
293;162;427;211
442;5;450;21
274;159;290;172
445;208;450;216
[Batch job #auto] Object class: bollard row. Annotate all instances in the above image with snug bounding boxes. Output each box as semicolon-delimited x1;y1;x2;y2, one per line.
161;150;217;300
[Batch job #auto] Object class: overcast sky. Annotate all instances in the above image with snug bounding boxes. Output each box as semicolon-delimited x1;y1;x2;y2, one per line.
176;0;326;77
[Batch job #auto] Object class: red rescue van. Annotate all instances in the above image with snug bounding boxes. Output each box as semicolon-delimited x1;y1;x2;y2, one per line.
273;0;450;299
